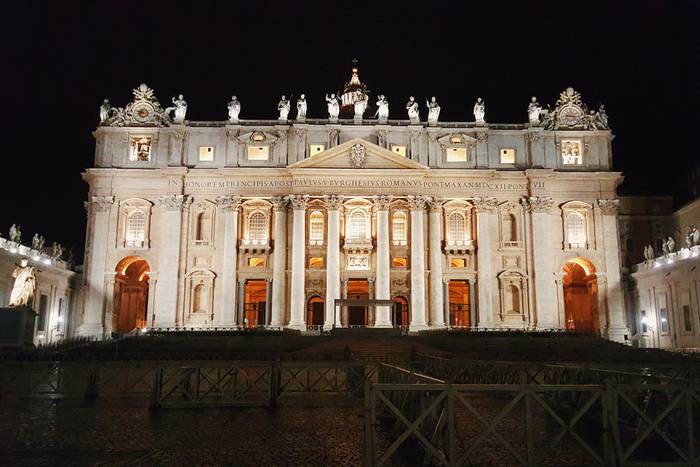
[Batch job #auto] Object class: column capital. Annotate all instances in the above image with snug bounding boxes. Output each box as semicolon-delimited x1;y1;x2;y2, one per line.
286;194;309;210
158;194;192;211
407;195;430;211
372;195;393;211
472;196;498;213
91;195;114;212
324;195;344;210
428;197;444;213
521;196;554;214
215;195;241;211
270;196;288;212
597;198;620;215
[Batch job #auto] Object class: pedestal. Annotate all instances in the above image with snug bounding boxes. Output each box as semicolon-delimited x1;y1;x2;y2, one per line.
0;307;37;347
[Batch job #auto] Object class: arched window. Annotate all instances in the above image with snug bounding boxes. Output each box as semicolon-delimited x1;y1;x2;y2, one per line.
347;209;369;242
566;212;586;247
502;213;517;242
392;212;407;245
248;211;268;242
196;211;211;242
447;212;467;243
125;211;145;247
309;211;324;245
193;284;207;313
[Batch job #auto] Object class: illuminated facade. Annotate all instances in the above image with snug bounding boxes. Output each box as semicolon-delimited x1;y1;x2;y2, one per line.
77;75;629;341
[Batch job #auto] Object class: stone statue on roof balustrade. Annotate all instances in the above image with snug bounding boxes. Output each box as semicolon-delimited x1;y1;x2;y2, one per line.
375;95;389;123
296;94;307;121
99;99;112;123
325;93;340;121
278;95;291;121
473;97;486;125
426;96;440;125
527;96;542;126
227;96;241;123
406;96;419;124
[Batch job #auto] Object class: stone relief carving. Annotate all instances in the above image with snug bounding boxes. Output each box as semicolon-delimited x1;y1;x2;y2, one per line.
373;195;393;210
350;143;367;168
215;195;242;211
286;194;310;210
102;83;172;127
328;129;340;147
92;196;115;212
158;194;192;211
324;195;344;210
522;196;554;214
377;129;388;148
472;196;498;212
597;199;619;215
407;195;430;211
542;87;610;131
270;196;288;212
427;197;444;213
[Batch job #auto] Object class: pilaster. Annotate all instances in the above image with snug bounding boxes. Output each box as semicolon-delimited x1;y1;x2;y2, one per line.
324;195;343;329
288;194;309;330
216;195;241;326
408;195;429;331
473;196;497;328
270;196;288;327
373;195;392;327
428;198;445;327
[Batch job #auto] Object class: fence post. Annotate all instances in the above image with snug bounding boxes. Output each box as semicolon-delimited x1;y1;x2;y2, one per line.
270;362;279;408
448;385;456;466
602;380;619;466
149;368;162;409
363;378;374;467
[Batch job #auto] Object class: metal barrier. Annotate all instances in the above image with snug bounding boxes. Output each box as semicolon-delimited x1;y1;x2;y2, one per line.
364;363;700;466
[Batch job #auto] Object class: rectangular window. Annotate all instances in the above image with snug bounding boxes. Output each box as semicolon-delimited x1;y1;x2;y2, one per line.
446;147;467;162
683;305;693;332
500;148;516;164
198;146;214;162
247;145;269;161
392;257;407;268
450;258;467;268
309;144;325;156
390;145;406;157
37;294;48;331
248;257;265;267
659;307;670;333
641;310;648;333
129;136;152;162
309;256;324;268
561;139;583;165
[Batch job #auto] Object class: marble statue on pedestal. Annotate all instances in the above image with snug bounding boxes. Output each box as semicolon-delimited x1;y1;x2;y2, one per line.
375;95;389;122
9;224;21;243
51;242;63;260
426;97;440;125
99;99;112;123
227;96;241;123
325;93;340;120
596;105;609;129
527;97;542;125
406;96;419;123
296;94;307;120
686;226;699;248
8;258;36;307
662;236;676;255
353;89;367;119
167;94;188;124
473;98;486;124
643;244;655;262
31;234;45;250
278;95;291;121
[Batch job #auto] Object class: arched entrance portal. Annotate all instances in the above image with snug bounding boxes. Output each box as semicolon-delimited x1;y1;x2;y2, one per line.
114;256;150;333
392;296;409;326
562;257;599;334
307;295;324;327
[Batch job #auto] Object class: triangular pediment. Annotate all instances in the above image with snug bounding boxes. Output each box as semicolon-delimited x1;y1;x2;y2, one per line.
288;138;428;170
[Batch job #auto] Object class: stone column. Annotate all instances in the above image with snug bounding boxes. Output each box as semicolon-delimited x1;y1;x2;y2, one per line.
79;196;114;337
237;279;246;326
146;273;158;328
468;278;477;327
341;278;349;327
153;195;190;328
324;195;343;329
368;277;376;326
373;195;393;327
288;195;309;330
265;278;272;325
215;195;241;327
473;197;497;328
524;196;558;328
443;279;450;326
428;198;445;327
408;195;428;330
598;199;628;342
270;197;287;327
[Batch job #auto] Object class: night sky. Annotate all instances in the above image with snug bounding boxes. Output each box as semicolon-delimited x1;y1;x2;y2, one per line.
2;1;698;258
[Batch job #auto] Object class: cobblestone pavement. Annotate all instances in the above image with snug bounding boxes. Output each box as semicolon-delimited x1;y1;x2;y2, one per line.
0;397;368;466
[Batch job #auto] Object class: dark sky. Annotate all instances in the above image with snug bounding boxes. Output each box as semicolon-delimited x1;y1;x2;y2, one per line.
2;1;698;257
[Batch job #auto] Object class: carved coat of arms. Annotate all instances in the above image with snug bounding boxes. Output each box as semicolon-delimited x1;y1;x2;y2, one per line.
350;143;367;168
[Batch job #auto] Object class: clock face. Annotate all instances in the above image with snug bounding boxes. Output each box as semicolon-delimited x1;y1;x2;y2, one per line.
559;106;582;127
132;102;154;123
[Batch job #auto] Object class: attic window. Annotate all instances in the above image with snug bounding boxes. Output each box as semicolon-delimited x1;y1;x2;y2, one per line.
391;145;407;157
446;147;467;162
500;148;515;164
450;136;463;144
309;144;325;156
198;146;214;162
247;145;269;160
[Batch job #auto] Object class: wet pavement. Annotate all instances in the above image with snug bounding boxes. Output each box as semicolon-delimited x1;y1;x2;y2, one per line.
0;396;367;466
